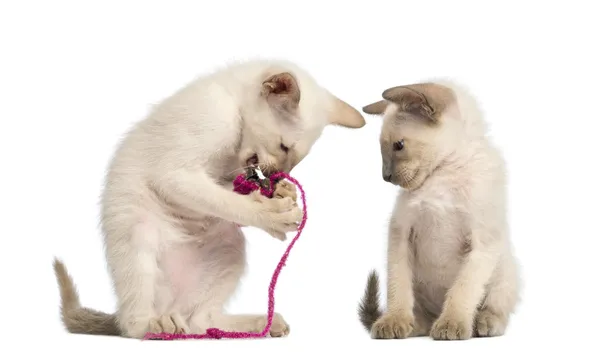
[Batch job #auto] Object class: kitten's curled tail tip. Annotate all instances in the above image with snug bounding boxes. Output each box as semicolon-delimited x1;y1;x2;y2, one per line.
53;258;81;311
52;257;120;336
358;270;382;332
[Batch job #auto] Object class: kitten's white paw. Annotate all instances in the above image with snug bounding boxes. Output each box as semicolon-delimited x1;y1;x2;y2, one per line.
250;192;302;240
256;313;290;337
430;313;472;340
122;314;189;339
475;309;507;337
148;314;189;334
371;312;415;339
273;180;297;202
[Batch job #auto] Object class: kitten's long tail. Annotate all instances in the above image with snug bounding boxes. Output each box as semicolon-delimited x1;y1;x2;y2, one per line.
53;258;120;336
358;270;383;332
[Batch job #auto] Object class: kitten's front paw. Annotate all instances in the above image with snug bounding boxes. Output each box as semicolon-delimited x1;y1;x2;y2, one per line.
430;313;472;340
257;312;290;337
273;180;297;202
475;309;507;337
148;314;189;335
251;192;302;241
371;312;415;339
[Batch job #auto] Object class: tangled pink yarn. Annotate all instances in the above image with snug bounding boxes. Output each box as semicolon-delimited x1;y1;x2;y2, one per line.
143;171;307;340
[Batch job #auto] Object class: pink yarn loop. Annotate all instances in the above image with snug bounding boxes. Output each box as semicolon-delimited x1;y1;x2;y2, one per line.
232;173;275;197
143;171;307;340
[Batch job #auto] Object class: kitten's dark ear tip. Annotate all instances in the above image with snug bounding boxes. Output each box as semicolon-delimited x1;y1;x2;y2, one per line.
381;88;393;99
362;100;388;115
382;86;407;102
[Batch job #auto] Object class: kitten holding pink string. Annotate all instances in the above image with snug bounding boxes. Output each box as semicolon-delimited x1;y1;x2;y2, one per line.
53;59;365;339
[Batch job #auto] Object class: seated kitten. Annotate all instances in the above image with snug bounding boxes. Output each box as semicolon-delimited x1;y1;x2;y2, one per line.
53;59;366;338
358;81;520;340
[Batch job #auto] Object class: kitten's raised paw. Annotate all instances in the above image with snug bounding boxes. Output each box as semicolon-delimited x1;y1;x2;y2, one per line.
371;312;414;339
475;310;507;337
250;191;302;240
148;314;189;335
274;180;297;202
430;314;472;340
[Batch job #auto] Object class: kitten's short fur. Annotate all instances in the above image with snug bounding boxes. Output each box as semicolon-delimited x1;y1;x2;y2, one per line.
358;80;520;340
53;59;366;338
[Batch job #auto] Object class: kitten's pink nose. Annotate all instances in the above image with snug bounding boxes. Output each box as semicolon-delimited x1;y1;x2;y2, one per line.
246;154;259;166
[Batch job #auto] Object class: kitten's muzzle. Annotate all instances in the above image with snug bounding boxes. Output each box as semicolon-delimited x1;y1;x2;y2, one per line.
244;153;290;176
382;160;393;183
261;163;288;176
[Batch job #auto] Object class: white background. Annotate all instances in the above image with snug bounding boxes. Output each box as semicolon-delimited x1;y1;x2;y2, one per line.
1;0;599;353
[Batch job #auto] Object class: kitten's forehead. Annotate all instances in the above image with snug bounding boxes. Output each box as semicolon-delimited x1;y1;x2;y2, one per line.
380;106;433;143
381;104;410;131
380;117;398;144
383;102;399;119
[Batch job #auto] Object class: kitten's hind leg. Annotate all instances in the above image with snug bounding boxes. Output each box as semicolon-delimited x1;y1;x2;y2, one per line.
187;277;290;337
187;225;289;338
189;274;290;338
211;313;290;337
474;258;520;337
107;218;189;338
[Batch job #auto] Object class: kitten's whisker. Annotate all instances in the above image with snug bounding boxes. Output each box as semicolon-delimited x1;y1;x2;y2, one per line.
225;165;253;176
225;162;271;177
224;167;245;176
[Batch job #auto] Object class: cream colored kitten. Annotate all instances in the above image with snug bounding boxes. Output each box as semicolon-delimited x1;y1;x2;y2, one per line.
358;80;520;340
53;59;366;339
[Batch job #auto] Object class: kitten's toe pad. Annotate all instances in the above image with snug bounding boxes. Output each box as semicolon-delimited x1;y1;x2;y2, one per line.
251;191;295;212
475;310;507;337
371;312;414;339
274;180;297;202
430;314;472;340
148;314;188;334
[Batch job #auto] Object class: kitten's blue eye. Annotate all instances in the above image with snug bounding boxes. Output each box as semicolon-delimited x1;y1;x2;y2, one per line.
280;143;289;153
393;140;404;151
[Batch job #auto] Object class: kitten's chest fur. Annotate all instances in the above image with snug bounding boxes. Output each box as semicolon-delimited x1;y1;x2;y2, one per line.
409;210;467;284
397;179;471;289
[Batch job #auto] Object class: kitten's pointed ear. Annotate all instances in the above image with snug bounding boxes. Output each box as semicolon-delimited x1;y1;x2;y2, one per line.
328;95;366;128
262;72;301;112
382;83;455;123
362;100;388;115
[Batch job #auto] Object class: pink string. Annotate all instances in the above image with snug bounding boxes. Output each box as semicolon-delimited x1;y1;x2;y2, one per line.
143;172;307;340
